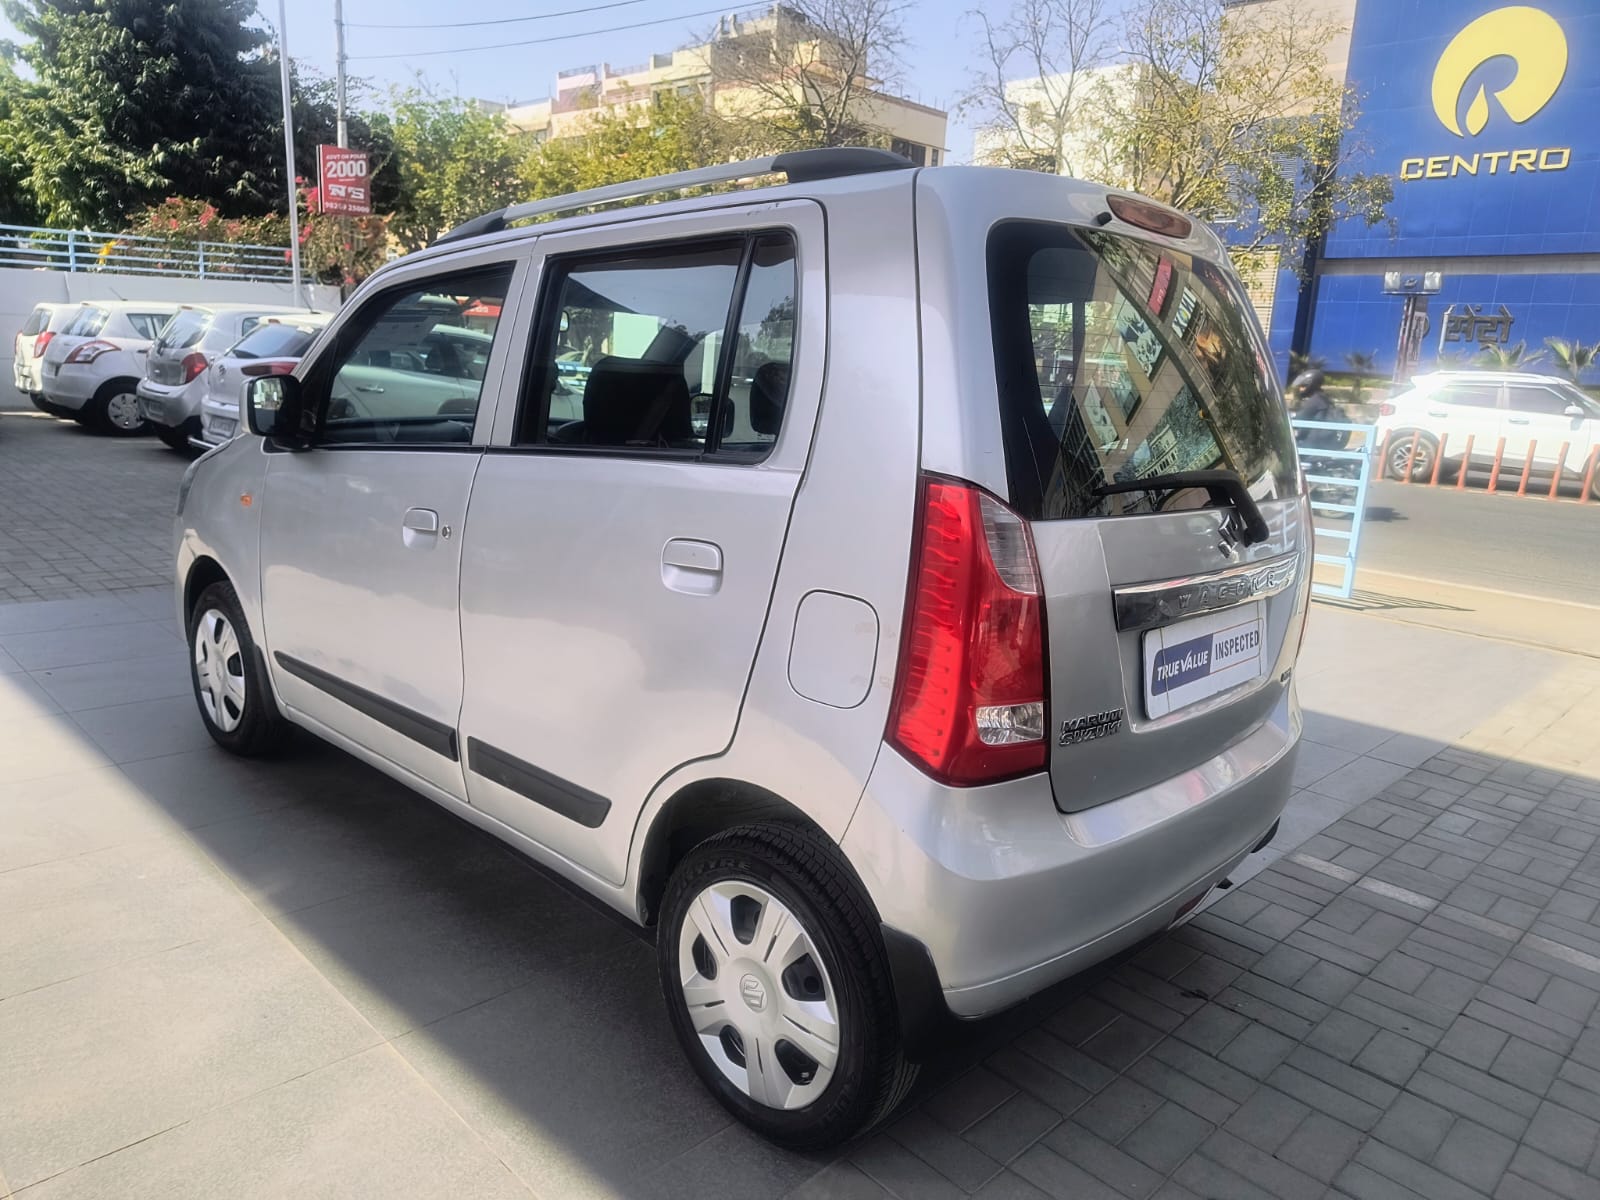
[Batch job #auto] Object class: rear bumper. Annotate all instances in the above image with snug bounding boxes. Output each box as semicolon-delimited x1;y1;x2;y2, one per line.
843;688;1299;1020
137;379;202;428
41;370;93;409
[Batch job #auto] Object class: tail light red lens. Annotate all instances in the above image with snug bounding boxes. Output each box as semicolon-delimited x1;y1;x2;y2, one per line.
65;339;116;364
1378;402;1395;417
33;331;54;358
239;360;296;377
888;477;1048;786
181;351;208;382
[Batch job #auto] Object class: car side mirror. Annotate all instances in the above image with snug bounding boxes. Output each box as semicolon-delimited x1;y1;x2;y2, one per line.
1564;404;1585;418
245;374;311;449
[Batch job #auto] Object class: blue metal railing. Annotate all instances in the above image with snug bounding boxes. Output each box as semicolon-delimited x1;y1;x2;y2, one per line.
1292;418;1376;599
0;222;293;283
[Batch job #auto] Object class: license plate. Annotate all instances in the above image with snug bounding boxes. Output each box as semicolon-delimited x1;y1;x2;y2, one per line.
142;398;164;421
210;417;236;439
1143;601;1266;718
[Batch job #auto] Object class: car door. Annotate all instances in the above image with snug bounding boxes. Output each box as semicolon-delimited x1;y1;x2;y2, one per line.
1430;379;1504;462
457;202;823;885
1500;381;1594;472
258;250;526;800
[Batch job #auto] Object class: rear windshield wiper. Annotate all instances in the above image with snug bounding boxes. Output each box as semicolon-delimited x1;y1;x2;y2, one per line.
1095;469;1270;545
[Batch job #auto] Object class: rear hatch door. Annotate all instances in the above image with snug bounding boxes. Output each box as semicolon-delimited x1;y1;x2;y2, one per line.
987;220;1309;812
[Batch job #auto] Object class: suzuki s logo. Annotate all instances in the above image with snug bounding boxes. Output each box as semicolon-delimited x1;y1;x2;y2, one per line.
1432;6;1567;137
739;974;768;1013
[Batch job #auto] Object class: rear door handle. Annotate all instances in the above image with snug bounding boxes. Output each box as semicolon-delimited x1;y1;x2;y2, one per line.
1507;417;1531;425
1426;409;1449;417
356;384;385;394
402;508;441;548
662;538;722;595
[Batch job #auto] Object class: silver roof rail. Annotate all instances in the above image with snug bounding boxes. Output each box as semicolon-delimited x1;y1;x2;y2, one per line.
433;147;915;245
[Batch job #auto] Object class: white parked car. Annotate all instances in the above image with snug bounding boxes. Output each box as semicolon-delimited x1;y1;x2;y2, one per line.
12;302;77;405
1377;371;1600;494
38;301;181;434
139;303;321;451
194;314;332;449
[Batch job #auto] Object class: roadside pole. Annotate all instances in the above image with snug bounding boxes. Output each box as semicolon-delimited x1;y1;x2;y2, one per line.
276;0;304;306
334;0;348;149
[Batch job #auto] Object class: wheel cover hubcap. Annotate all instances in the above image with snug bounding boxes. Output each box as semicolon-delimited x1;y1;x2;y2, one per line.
108;392;141;430
677;880;840;1111
193;608;246;733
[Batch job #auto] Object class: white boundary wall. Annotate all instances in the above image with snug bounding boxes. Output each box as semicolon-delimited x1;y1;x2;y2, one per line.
1;267;341;407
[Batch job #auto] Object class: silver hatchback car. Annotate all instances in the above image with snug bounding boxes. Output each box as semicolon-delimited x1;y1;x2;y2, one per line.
174;149;1310;1148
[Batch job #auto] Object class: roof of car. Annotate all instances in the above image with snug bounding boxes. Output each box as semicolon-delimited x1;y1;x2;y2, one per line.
1412;371;1577;385
71;299;182;312
174;302;319;315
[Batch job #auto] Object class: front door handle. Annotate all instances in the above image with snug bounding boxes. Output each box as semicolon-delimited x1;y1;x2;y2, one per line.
1427;409;1449;417
662;538;722;596
403;507;441;548
1507;417;1531;425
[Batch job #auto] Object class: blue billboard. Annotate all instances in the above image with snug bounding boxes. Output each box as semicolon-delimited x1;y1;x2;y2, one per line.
1300;1;1600;378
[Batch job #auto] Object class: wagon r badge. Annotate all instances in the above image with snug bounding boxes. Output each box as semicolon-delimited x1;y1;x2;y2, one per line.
1059;708;1125;746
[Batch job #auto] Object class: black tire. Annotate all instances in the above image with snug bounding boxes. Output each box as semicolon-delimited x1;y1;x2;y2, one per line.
657;822;917;1150
85;378;148;436
156;423;194;451
1385;430;1438;481
186;580;293;756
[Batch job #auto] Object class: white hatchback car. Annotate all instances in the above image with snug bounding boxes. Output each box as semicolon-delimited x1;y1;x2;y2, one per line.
39;301;180;434
1377;371;1600;493
139;304;320;450
194;314;333;450
174;150;1308;1147
12;302;76;404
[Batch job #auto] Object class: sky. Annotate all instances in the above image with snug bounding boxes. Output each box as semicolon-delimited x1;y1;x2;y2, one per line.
0;1;993;162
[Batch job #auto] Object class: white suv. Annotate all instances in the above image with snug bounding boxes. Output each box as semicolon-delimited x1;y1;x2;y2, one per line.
1377;371;1600;493
38;301;180;433
174;150;1309;1147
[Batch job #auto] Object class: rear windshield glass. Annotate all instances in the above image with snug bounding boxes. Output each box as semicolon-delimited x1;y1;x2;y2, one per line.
988;221;1297;521
20;306;48;336
128;312;173;340
68;307;109;337
230;323;319;360
157;310;211;351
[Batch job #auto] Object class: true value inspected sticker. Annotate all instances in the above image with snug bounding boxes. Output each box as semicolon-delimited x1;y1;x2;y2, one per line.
1142;601;1266;719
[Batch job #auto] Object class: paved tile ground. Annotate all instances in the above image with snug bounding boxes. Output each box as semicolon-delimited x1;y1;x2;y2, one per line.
5;407;1600;1198
0;410;188;602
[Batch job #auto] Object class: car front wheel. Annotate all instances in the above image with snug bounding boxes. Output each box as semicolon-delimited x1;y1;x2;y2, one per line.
188;580;292;756
1385;431;1438;481
657;822;916;1149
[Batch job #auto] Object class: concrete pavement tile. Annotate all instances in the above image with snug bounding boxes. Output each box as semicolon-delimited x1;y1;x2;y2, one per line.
1306;756;1416;806
0;709;111;786
0;920;382;1190
0;668;62;719
273;867;637;1039
1292;740;1359;789
0;619;180;670
393;943;734;1200
0;594;141;636
68;693;218;764
1301;712;1392;756
1369;733;1453;769
113;741;357;829
31;652;192;713
0;765;178;872
18;1045;532;1200
0;832;257;1000
637;1124;822;1200
0;643;22;674
115;586;180;625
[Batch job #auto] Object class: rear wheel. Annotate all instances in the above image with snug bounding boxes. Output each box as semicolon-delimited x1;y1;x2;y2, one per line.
188;580;292;756
87;380;147;436
1385;431;1437;481
658;823;916;1149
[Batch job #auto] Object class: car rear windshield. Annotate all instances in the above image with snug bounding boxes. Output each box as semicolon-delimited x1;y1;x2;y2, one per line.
20;306;48;336
67;307;109;337
987;221;1298;521
156;310;211;351
230;323;318;360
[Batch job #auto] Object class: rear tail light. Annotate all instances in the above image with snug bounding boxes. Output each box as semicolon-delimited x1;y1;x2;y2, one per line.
1378;402;1395;417
239;360;297;377
887;476;1048;786
33;331;53;358
181;351;208;382
65;339;116;364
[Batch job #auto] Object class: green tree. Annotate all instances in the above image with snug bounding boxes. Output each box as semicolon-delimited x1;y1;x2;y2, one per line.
1477;340;1541;370
1543;337;1598;384
521;95;737;202
377;87;527;251
0;0;284;227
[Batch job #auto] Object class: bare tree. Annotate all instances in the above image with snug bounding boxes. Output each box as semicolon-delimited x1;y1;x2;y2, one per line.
708;0;911;150
961;0;1117;174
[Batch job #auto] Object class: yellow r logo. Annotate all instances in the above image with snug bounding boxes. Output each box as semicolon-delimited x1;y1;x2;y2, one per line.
1432;5;1568;137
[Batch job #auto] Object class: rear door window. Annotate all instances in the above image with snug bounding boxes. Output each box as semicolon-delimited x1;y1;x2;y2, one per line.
1441;382;1503;408
1506;384;1579;416
988;222;1297;520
